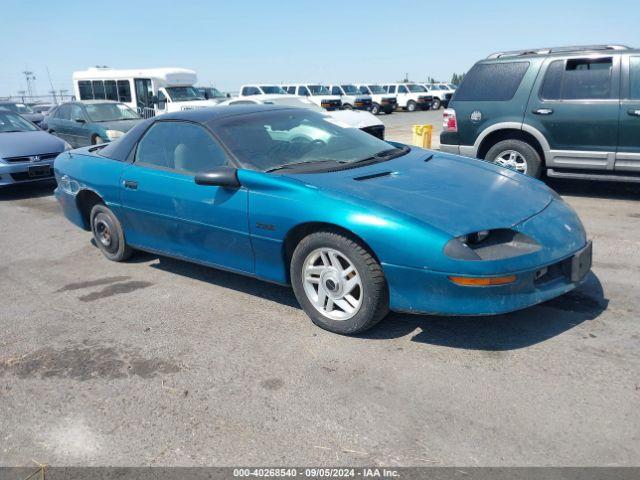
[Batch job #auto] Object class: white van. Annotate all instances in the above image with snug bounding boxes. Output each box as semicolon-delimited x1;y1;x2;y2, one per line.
238;85;290;97
327;85;372;110
281;84;342;110
72;67;219;118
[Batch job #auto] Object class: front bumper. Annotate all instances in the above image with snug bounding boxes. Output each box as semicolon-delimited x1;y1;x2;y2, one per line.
0;161;55;186
439;143;460;155
382;245;590;315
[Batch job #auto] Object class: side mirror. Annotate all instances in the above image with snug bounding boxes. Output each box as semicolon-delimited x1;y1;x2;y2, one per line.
195;167;240;188
151;95;159;105
226;93;231;98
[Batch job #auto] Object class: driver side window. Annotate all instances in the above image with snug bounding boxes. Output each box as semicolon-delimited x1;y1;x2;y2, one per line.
135;121;230;175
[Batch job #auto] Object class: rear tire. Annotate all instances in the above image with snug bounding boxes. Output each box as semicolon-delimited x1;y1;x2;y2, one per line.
342;103;353;110
90;204;133;262
485;139;542;178
370;103;380;115
290;230;389;335
406;101;417;112
431;98;441;110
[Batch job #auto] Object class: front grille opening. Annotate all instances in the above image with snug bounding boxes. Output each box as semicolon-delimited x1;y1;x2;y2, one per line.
534;258;571;285
4;152;59;163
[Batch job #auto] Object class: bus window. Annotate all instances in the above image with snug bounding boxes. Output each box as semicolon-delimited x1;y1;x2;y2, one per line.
117;80;132;103
105;80;118;101
92;80;106;99
78;81;94;100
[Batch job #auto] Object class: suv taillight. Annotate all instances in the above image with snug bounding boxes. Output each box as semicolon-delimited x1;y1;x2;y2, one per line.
443;108;457;132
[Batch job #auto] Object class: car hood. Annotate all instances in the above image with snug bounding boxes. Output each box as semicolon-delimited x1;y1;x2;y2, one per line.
173;100;221;108
22;112;44;123
94;119;142;132
285;149;554;237
0;130;65;158
328;110;382;129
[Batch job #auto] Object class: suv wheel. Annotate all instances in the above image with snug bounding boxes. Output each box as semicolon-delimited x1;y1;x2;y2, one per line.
370;103;380;115
431;98;441;110
406;101;417;112
290;230;389;335
485;139;542;178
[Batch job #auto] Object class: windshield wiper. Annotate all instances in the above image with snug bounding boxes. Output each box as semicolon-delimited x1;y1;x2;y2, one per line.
266;159;345;173
351;145;411;165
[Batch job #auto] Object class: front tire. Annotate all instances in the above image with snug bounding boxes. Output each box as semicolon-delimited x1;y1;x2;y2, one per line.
485;139;542;178
431;98;441;110
406;101;417;112
90;204;133;262
342;103;353;110
290;231;389;335
370;103;380;115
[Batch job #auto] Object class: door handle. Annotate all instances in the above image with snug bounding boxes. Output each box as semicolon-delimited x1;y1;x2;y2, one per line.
628;109;640;117
532;108;554;115
123;180;138;190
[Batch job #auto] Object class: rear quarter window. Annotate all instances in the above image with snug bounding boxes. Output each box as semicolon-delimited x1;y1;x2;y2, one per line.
454;61;530;101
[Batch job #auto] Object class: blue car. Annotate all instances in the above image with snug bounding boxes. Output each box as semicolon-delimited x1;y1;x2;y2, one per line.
54;105;592;334
1;109;69;187
46;100;142;148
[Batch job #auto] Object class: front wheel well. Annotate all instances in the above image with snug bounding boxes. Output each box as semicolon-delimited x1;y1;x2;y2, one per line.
477;129;545;164
283;222;380;282
76;189;104;230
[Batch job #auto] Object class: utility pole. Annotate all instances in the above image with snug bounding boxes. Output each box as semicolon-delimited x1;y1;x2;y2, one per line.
46;66;57;104
22;70;36;99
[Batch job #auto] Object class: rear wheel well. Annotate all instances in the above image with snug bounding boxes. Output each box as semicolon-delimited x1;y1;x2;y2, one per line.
283;222;379;282
478;129;545;164
76;190;104;230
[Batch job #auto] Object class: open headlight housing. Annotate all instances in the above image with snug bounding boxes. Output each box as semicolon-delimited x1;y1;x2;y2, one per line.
445;229;541;261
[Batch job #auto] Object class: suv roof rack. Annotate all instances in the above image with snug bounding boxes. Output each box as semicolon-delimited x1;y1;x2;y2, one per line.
487;45;631;59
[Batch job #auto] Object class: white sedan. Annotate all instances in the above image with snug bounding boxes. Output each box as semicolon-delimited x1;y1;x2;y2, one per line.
217;95;385;140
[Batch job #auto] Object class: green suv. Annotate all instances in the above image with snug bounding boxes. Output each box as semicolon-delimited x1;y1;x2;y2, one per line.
440;45;640;182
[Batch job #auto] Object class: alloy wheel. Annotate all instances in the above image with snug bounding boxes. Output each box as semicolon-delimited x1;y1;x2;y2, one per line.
302;247;363;321
493;150;528;174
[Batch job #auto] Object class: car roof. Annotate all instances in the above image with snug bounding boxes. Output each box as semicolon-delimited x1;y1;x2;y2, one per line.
486;44;637;60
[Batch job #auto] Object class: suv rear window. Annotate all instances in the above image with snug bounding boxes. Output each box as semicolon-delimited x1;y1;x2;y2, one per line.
454;62;529;101
541;57;613;100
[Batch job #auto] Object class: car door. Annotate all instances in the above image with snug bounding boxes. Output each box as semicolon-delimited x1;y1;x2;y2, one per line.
50;104;73;143
69;104;91;147
525;55;620;171
616;55;640;172
119;120;253;273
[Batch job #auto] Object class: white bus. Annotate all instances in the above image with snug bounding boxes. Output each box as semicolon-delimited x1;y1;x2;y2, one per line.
72;67;218;118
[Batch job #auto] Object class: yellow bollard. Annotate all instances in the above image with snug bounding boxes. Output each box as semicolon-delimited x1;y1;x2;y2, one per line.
412;124;433;149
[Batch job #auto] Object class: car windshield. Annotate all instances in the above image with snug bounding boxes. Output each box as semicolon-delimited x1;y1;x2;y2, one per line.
215;109;398;172
201;87;225;98
261;85;287;94
1;103;34;114
367;85;386;94
165;86;206;102
0;110;39;132
307;85;330;95
85;103;141;122
341;85;359;95
406;84;426;93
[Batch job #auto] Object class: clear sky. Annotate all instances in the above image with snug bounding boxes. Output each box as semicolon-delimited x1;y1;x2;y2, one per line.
2;0;638;96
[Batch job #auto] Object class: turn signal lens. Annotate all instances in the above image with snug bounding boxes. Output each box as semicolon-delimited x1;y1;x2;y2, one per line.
448;275;516;287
